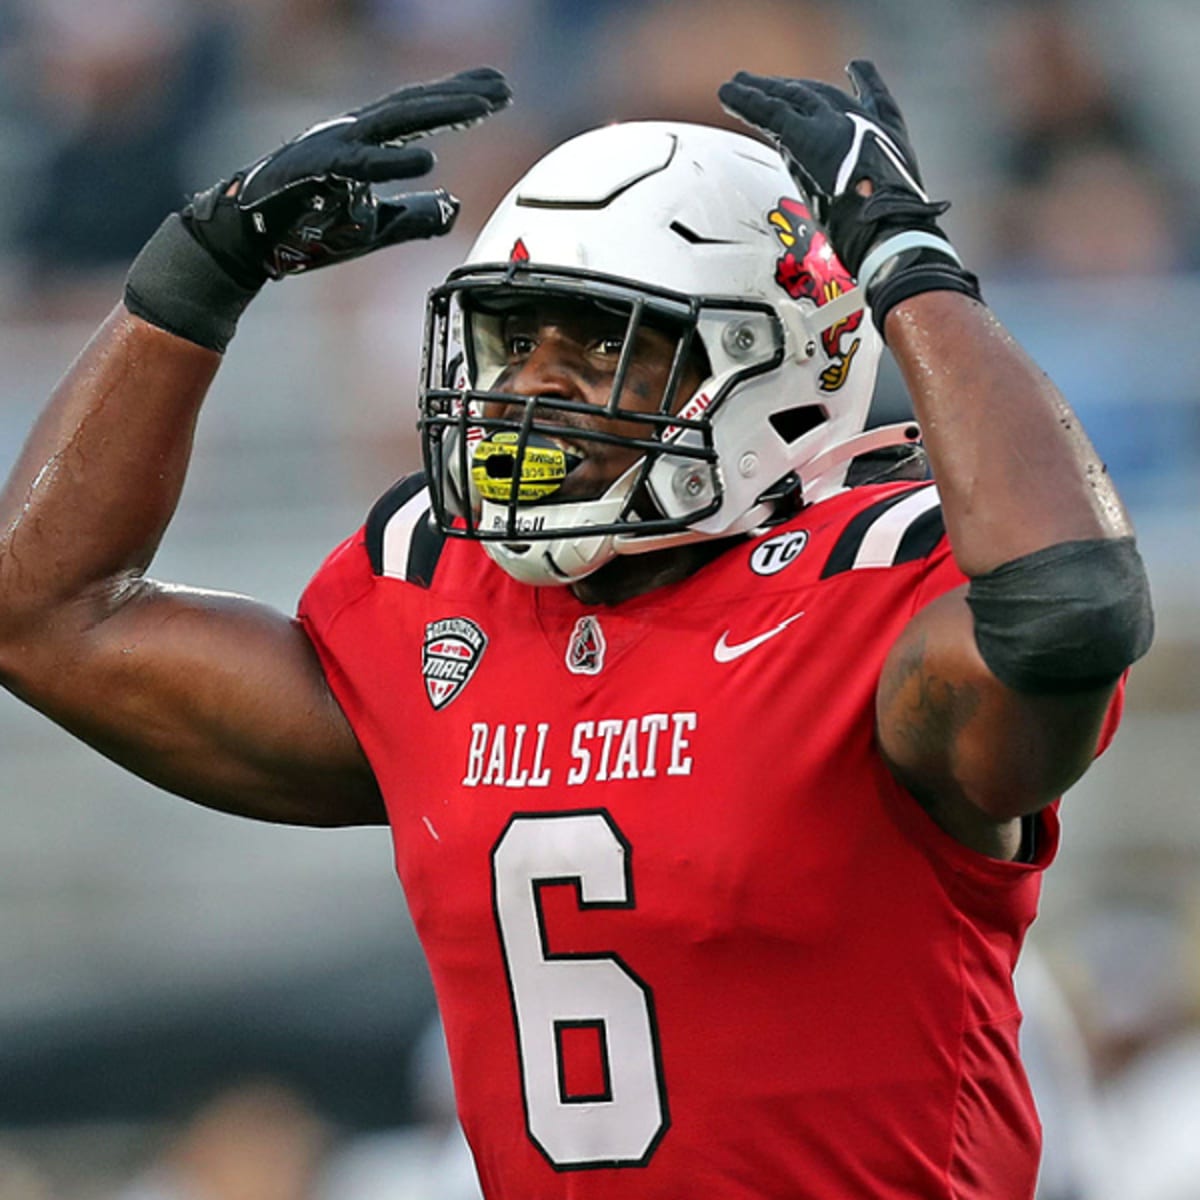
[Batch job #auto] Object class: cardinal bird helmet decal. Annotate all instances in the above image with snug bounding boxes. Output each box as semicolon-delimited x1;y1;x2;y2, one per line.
769;197;863;393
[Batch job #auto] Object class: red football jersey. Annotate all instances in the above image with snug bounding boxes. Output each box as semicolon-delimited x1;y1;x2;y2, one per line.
298;478;1122;1200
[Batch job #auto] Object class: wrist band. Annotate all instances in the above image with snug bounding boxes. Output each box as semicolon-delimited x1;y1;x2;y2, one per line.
866;258;984;336
124;214;261;354
857;231;962;293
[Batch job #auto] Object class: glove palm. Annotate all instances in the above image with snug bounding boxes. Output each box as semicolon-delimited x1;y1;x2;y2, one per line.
718;59;949;277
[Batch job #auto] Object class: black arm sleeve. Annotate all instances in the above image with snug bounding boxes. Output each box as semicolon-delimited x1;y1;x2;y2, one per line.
966;537;1154;694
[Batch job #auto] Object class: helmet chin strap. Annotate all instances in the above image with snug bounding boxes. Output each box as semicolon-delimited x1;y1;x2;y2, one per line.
481;422;922;583
483;535;612;585
615;422;923;556
612;505;765;558
796;421;922;505
479;462;643;585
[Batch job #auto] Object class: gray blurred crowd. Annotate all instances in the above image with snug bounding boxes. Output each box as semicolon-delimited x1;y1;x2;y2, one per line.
0;1;1197;1198
2;0;1197;493
1;0;1197;303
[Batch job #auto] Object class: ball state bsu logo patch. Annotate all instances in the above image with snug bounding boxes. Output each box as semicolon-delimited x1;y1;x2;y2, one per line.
566;615;606;675
423;617;488;710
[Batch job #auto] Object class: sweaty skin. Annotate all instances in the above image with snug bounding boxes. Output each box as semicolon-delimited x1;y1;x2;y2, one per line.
482;299;721;606
485;299;704;506
0;279;1128;857
0;312;385;826
874;292;1128;858
480;289;1129;858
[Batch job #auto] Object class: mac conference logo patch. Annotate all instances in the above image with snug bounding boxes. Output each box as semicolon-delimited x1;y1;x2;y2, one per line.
422;617;488;710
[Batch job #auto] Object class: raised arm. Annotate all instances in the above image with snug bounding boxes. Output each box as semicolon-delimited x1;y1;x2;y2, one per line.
0;69;511;827
721;62;1152;856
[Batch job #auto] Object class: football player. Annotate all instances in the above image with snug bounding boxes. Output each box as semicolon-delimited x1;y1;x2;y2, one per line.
0;62;1152;1198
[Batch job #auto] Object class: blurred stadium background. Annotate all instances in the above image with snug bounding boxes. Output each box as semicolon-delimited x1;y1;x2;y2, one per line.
0;1;1197;1197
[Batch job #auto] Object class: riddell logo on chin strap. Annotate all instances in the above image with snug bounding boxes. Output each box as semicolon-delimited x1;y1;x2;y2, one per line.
768;197;863;393
487;512;545;533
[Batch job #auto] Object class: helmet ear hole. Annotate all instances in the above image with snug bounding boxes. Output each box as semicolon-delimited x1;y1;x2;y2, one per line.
768;405;827;444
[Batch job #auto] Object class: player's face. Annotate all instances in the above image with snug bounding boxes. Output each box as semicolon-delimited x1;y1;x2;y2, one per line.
484;298;703;501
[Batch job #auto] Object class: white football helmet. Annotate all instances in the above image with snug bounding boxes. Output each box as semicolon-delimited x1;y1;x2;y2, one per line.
419;120;914;586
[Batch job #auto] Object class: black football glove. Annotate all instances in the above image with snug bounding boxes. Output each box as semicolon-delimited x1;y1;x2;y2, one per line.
719;60;980;331
184;67;512;288
126;67;511;351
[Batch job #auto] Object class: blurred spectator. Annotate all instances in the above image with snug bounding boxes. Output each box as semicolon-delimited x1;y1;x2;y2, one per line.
1010;144;1179;280
319;1015;481;1200
231;0;365;97
985;0;1194;278
115;1080;330;1200
1075;901;1195;1079
1016;946;1115;1200
2;0;235;313
1101;1021;1200;1200
0;1146;52;1200
1061;892;1200;1200
360;0;537;101
598;0;860;132
1084;0;1200;210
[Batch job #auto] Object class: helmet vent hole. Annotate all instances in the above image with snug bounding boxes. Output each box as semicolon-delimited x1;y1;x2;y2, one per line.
669;221;734;246
768;405;827;444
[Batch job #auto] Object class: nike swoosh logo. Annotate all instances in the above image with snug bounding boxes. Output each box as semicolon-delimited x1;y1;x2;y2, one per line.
713;612;806;663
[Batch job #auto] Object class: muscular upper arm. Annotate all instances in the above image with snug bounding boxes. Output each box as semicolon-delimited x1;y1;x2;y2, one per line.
4;578;385;826
876;585;1115;858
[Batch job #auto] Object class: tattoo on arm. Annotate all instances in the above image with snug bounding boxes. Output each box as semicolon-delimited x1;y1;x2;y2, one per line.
881;632;982;768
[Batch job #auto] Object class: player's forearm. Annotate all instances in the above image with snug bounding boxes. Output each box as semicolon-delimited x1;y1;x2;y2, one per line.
0;306;218;646
0;68;511;676
884;291;1132;577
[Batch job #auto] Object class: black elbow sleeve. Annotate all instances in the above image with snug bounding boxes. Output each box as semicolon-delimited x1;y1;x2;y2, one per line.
965;537;1154;694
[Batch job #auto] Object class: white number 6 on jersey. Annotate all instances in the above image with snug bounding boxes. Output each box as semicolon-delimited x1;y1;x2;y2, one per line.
491;810;669;1168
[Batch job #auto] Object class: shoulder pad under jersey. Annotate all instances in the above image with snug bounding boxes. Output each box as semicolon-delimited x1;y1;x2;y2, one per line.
819;482;946;578
364;473;446;588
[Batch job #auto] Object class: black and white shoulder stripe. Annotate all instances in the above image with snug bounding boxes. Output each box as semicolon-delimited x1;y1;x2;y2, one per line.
365;474;446;587
820;484;945;578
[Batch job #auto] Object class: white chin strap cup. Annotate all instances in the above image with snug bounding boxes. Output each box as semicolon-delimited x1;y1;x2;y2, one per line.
477;467;640;585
